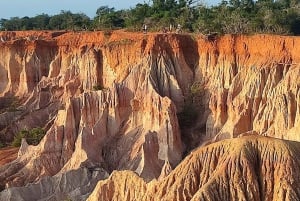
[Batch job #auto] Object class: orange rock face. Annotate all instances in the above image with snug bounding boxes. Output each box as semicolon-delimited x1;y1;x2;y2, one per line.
0;147;18;166
199;35;300;142
1;31;300;200
88;136;300;201
0;31;186;190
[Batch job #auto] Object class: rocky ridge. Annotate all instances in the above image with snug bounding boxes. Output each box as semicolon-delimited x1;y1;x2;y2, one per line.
0;31;300;200
88;136;300;201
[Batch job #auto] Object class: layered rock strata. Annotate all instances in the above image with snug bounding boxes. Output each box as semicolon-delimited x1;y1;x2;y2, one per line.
1;31;300;200
0;31;190;189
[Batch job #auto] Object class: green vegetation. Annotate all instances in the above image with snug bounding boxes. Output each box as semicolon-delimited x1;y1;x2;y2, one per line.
178;82;203;128
1;0;300;35
63;197;73;201
0;141;5;148
194;0;300;35
92;85;104;91
12;127;45;147
190;82;203;97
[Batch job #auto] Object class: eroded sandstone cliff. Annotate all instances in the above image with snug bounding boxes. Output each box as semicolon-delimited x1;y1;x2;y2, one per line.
1;31;300;200
88;136;300;201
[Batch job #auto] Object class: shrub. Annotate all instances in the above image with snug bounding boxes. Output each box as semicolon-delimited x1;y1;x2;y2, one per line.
12;129;27;147
177;82;203;129
93;85;104;91
63;197;72;201
12;127;45;147
28;127;46;145
190;82;203;96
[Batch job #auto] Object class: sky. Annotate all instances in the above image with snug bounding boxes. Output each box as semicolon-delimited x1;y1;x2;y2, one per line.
0;0;220;19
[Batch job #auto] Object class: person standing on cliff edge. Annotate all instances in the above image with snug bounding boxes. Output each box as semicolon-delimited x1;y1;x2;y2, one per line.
176;24;182;33
142;24;148;34
169;24;173;32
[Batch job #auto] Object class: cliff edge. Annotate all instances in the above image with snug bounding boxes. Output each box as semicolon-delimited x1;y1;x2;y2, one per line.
1;30;300;200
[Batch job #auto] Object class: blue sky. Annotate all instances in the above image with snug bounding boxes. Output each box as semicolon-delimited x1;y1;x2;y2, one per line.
0;0;220;19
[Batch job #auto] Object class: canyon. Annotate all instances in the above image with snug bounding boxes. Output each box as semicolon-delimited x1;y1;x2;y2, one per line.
0;30;300;200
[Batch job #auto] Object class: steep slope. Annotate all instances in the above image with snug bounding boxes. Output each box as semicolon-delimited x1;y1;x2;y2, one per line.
1;31;300;200
88;136;300;201
0;31;192;189
199;35;300;142
0;167;109;201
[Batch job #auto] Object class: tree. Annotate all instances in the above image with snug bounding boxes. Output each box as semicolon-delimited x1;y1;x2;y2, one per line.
229;0;241;8
124;3;151;29
21;17;33;30
1;0;300;35
1;17;23;30
49;10;91;30
94;6;123;29
49;14;64;30
0;19;8;30
32;14;50;30
72;13;91;30
96;6;114;27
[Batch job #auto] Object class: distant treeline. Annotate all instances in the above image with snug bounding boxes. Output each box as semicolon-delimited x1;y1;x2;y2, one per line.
1;0;300;35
